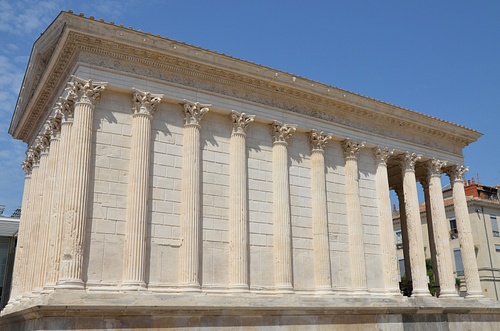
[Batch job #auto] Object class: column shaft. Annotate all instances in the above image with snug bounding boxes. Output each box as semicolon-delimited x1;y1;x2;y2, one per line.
343;140;367;293
427;161;457;297
374;148;400;295
123;89;161;288
401;153;430;297
449;166;483;297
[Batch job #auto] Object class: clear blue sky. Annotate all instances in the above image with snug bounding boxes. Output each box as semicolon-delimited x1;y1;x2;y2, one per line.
0;1;499;214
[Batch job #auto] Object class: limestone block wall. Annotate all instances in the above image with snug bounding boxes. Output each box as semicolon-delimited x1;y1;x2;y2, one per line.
81;88;386;292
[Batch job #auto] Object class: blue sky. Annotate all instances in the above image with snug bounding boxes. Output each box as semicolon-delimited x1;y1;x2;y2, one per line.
0;1;499;214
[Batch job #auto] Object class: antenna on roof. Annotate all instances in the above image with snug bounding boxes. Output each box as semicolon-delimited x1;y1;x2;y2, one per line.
477;172;480;184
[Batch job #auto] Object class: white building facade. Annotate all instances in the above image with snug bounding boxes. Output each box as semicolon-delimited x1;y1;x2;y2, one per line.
2;11;500;330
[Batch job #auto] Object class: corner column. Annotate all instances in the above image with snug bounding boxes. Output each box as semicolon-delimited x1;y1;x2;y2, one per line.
178;100;210;290
425;160;458;297
58;76;107;288
228;111;255;291
271;121;296;292
447;165;483;298
342;139;367;294
122;89;163;289
373;147;400;295
399;152;430;297
308;130;333;292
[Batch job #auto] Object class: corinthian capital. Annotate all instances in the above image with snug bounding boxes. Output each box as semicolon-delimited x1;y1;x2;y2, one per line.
230;110;255;134
373;146;394;166
446;164;469;183
426;158;447;178
59;96;75;121
182;100;210;125
398;152;421;172
132;88;163;117
270;121;297;143
308;129;332;151
342;138;365;159
66;75;107;105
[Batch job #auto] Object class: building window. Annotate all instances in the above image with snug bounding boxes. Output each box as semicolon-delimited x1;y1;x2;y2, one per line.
495;245;500;253
395;230;402;248
398;258;405;278
454;248;464;276
491;215;499;237
449;218;458;239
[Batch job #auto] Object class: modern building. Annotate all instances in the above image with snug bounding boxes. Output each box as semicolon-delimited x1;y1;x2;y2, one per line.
394;179;500;300
2;10;500;330
0;206;20;309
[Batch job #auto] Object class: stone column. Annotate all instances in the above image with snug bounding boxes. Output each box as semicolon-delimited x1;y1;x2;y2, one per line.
228;110;255;291
21;147;40;298
28;134;50;296
373;147;400;295
271;121;296;291
399;152;430;297
308;130;333;292
58;76;107;288
420;178;439;294
395;186;412;283
122;89;162;289
35;118;61;292
447;165;483;298
342;139;367;294
45;98;74;289
178;100;210;290
7;155;33;304
425;160;458;297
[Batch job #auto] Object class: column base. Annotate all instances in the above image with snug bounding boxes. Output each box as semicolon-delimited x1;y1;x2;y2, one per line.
438;289;459;298
465;291;485;299
176;283;201;292
228;284;249;292
349;289;369;296
42;283;56;294
121;281;147;291
275;284;294;293
411;288;432;297
56;279;85;289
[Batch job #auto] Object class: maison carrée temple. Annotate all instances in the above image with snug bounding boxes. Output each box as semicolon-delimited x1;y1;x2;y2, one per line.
2;10;500;330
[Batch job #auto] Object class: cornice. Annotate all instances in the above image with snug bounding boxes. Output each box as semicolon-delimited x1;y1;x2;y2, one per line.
11;11;483;155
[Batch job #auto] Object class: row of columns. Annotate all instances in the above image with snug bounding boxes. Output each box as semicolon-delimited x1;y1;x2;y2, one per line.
9;76;483;307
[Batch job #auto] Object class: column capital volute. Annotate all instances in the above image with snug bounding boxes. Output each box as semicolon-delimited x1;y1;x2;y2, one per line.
426;158;447;178
398;152;421;173
308;129;332;151
342;138;365;159
446;164;469;183
373;146;394;166
132;88;163;117
230;110;255;134
66;75;107;106
182;99;210;126
270;120;296;144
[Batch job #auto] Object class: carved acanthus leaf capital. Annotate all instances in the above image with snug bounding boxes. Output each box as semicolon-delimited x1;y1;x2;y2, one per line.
230;110;255;134
398;152;421;172
446;164;469;183
59;96;75;121
21;159;33;175
66;75;107;106
308;129;332;151
270;120;296;143
373;147;394;166
182;100;210;125
132;88;163;117
342;138;365;159
426;158;447;178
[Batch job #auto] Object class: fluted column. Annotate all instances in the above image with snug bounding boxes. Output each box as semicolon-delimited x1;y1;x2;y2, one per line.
399;152;430;297
447;165;483;298
425;160;458;297
28;135;50;296
395;186;412;283
374;147;400;295
271;121;296;292
421;177;440;294
342;139;367;294
228;110;255;291
58;76;107;288
7;155;33;305
178;100;210;290
309;130;333;292
46;98;74;289
34;118;61;292
21;148;40;298
122;89;163;288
